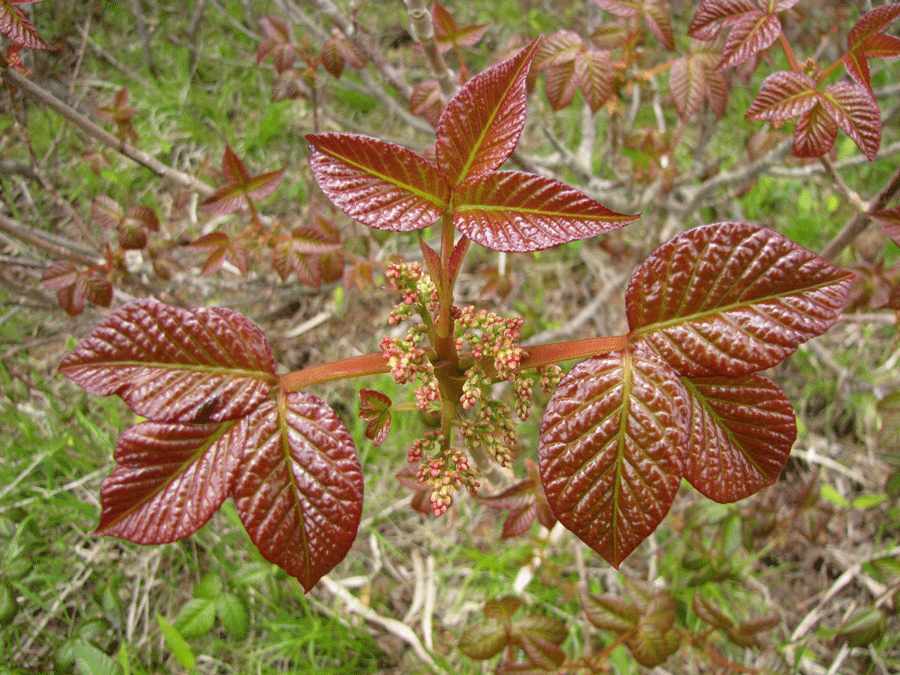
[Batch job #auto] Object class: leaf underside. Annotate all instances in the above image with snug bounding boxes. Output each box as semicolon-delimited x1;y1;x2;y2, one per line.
59;298;277;423
626;222;854;377
231;392;363;592
539;350;689;567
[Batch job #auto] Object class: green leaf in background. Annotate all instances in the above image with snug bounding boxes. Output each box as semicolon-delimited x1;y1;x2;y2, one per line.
156;613;196;671
216;593;250;641
173;597;217;638
195;573;223;600
73;641;122;675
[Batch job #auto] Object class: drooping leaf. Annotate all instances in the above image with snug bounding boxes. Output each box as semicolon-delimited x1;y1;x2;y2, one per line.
231;391;363;592
641;1;675;51
626;223;854;377
95;419;244;543
91;195;125;229
257;14;296;73
307;132;450;232
434;38;540;186
59;298;277;423
202;145;285;214
480;460;557;538
543;58;580;111
687;0;759;41
745;71;818;125
409;80;445;128
452;171;639;252
670;43;727;120
538;351;689;567
358;388;392;446
575;49;615;113
819;81;882;161
0;0;52;49
719;10;781;68
626;591;681;667
681;374;796;503
41;259;80;291
843;4;900;90
793;101;838;158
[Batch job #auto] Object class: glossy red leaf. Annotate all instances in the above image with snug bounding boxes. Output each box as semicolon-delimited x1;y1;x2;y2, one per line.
452;171;639;252
719;10;781;68
187;231;249;276
96;420;244;543
480;461;557;538
59;298;277;423
793;102;838;158
627;223;854;377
745;71;817;125
431;0;487;52
307;132;450;232
682;374;796;503
231;391;363;592
539;351;689;567
577;49;615;113
0;0;52;49
625;223;854;377
434;39;540;187
688;0;759;41
819;82;882;161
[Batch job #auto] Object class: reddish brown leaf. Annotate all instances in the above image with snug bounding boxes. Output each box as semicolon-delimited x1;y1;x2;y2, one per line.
359;388;391;446
627;223;854;377
626;592;681;667
452;171;639;252
642;1;675;51
92;195;124;229
518;633;566;669
533;30;582;70
187;231;249;276
688;0;758;41
819;81;882;161
583;593;641;632
872;206;900;247
576;50;614;113
543;58;580;111
409;80;445;128
96;420;244;543
793;101;839;158
320;36;346;78
745;71;818;125
307;132;450;232
434;39;540;186
0;0;52;49
128;205;160;232
590;23;628;50
719;10;781;68
538;351;689;567
480;461;556;538
484;595;523;622
844;4;900;89
41;259;80;291
670;47;724;120
458;620;509;660
257;14;296;73
202;145;285;214
592;0;640;17
59;298;277;423
231;391;363;592
83;271;113;308
682;374;796;503
431;0;487;53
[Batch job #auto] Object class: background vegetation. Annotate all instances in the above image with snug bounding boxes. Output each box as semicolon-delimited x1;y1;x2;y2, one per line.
1;0;899;673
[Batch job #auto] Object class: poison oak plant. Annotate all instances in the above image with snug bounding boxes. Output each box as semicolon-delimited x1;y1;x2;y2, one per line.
55;40;854;596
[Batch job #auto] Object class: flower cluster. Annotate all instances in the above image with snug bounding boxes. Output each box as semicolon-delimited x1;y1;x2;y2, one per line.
407;431;480;516
454;306;525;381
385;261;439;326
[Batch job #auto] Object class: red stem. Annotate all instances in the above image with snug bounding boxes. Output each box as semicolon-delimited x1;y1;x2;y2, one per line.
279;352;389;391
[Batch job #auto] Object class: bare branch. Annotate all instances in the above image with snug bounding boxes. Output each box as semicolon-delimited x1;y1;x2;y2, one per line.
403;0;456;97
3;67;214;196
